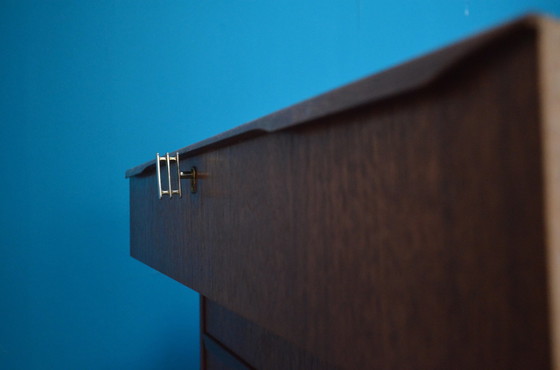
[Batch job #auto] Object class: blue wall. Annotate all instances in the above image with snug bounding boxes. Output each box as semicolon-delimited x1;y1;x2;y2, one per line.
1;1;559;369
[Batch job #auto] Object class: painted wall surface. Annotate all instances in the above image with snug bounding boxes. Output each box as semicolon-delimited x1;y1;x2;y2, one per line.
1;1;559;369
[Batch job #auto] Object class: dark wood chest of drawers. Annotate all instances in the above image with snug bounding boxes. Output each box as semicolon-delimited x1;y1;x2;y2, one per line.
127;15;560;369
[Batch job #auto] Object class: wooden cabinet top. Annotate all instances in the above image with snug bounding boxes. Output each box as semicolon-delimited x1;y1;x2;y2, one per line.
127;13;557;178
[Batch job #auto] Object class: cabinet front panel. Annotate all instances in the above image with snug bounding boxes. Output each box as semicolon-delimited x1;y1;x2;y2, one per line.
130;30;550;369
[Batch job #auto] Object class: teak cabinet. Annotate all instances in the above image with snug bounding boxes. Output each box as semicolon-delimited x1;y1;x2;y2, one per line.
127;15;560;369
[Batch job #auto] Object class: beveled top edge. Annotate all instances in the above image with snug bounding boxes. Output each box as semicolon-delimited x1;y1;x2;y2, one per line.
126;13;551;178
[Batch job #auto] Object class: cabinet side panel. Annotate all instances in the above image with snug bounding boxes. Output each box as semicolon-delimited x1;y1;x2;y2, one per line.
539;17;560;370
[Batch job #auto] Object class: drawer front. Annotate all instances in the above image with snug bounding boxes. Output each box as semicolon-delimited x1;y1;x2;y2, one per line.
202;298;331;370
130;32;550;369
202;333;251;370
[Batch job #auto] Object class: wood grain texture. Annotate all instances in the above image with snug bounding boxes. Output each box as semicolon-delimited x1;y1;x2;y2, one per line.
203;333;252;370
203;298;334;369
130;27;551;368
